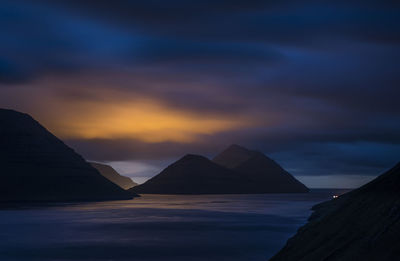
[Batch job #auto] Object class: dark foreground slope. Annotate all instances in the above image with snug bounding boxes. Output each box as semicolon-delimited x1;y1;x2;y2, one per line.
270;162;400;261
213;144;309;193
131;154;245;194
0;109;136;202
91;162;137;190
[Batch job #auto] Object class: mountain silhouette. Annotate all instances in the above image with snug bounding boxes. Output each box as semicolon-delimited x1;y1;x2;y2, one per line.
131;154;243;194
270;162;400;261
213;144;309;193
0;108;136;202
131;145;308;194
90;162;137;190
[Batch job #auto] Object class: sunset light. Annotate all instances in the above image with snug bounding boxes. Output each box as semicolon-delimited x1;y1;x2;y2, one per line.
50;98;254;143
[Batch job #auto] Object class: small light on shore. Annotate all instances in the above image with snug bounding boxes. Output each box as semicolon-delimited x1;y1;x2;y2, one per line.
333;195;339;199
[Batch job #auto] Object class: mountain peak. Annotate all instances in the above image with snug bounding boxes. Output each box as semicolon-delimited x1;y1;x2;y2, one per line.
0;108;27;116
226;144;256;153
131;153;238;194
226;143;249;151
213;144;309;193
180;154;209;161
213;144;261;169
132;144;308;194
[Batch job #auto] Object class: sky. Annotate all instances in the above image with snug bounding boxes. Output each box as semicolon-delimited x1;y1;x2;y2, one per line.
1;0;399;188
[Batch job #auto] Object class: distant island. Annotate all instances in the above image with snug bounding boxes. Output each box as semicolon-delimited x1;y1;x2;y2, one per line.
0;108;137;202
131;144;308;194
90;162;137;190
270;162;400;261
213;144;309;193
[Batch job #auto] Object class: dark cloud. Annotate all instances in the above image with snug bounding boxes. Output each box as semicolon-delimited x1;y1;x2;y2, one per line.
134;39;284;65
2;0;399;84
0;0;399;183
270;142;400;177
0;59;30;84
36;0;400;45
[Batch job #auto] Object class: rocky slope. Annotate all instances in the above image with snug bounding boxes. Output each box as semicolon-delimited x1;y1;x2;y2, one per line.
90;162;137;189
270;162;400;261
0;108;136;202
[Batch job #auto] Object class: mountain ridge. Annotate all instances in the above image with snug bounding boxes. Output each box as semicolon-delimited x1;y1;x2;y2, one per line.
270;162;400;261
0;108;137;202
90;162;137;190
132;144;309;194
213;144;309;193
131;154;242;194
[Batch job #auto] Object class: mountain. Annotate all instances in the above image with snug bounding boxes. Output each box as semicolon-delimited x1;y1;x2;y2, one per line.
131;145;308;194
0;108;136;202
90;162;137;189
131;154;244;194
213;144;309;193
270;162;400;261
213;144;260;169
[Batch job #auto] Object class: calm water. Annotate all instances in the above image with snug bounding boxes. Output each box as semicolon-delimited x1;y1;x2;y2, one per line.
0;189;349;261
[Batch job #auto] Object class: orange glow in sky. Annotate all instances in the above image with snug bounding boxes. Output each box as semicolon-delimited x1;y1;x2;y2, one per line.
4;84;255;143
50;99;252;143
2;77;259;143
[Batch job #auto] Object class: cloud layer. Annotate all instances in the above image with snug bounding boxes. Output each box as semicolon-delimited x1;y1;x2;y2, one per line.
1;0;399;184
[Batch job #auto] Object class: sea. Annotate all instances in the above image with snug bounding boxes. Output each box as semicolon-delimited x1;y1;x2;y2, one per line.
0;189;349;261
